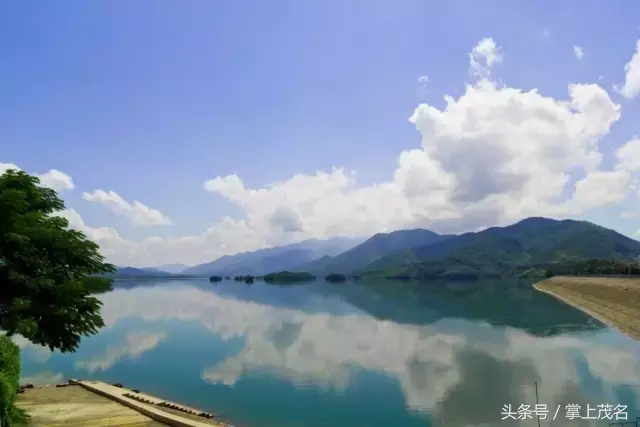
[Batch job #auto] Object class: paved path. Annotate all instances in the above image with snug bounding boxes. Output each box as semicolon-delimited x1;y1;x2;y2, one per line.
74;380;228;427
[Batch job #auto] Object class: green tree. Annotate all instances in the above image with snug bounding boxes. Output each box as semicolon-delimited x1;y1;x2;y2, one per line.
0;169;115;352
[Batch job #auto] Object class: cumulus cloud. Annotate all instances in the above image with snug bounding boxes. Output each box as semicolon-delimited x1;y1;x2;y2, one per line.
36;169;75;192
25;38;637;266
0;163;74;192
615;40;640;99
204;78;622;242
76;331;167;372
83;189;171;227
616;138;640;171
469;37;503;78
0;162;18;175
568;170;630;211
574;45;584;60
417;75;429;84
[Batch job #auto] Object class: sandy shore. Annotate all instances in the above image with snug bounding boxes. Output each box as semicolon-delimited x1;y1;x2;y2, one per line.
534;276;640;341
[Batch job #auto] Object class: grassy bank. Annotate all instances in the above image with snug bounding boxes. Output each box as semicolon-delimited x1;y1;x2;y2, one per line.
534;276;640;340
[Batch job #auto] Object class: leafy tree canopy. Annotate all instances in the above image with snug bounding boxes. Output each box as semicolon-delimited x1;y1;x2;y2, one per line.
0;169;115;352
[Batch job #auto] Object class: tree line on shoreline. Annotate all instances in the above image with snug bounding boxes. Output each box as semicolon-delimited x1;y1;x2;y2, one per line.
208;271;351;284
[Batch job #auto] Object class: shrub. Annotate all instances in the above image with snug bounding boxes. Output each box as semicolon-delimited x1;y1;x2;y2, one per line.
0;335;22;426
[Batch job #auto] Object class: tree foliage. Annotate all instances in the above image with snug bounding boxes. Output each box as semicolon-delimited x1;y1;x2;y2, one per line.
263;271;315;283
0;335;25;427
0;169;115;352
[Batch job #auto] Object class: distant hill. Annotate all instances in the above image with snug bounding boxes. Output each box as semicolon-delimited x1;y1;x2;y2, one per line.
296;229;451;275
363;217;640;280
150;264;188;274
105;266;193;278
181;237;363;277
139;267;164;274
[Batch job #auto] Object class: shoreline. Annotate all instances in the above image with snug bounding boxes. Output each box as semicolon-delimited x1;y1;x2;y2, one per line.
533;283;619;331
533;276;640;342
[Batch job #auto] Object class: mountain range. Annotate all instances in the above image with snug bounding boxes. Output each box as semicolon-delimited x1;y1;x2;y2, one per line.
180;237;363;277
361;217;640;280
297;229;451;274
108;266;191;278
146;264;188;274
115;217;640;281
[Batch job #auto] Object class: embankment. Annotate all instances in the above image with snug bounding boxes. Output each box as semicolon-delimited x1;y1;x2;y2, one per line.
534;276;640;341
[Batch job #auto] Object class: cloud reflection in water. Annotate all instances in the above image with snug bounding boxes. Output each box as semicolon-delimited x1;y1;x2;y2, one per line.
93;281;640;425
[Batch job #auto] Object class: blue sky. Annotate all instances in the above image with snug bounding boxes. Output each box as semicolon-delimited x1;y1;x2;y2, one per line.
2;1;640;266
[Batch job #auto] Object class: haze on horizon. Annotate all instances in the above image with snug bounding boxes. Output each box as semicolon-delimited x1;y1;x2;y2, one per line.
2;2;640;267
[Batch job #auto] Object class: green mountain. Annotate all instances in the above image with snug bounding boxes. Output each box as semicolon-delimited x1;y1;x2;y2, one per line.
297;229;451;274
181;237;362;277
362;217;640;280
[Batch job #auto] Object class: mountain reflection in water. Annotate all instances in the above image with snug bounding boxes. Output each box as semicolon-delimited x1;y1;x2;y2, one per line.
19;279;640;427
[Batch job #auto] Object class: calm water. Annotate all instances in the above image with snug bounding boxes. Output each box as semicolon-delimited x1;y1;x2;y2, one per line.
19;279;640;426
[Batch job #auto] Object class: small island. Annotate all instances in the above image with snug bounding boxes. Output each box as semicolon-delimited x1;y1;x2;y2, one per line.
209;275;223;282
325;273;347;283
232;275;255;283
263;271;316;284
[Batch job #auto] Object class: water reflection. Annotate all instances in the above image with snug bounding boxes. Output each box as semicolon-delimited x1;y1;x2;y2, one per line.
20;279;640;426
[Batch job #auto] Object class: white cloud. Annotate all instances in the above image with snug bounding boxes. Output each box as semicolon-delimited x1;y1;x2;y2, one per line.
0;162;20;175
469;37;503;78
417;75;429;84
27;38;636;267
36;169;75;192
621;212;638;219
616;138;640;171
83;189;171;227
0;163;74;192
568;170;630;211
542;28;551;38
204;78;621;242
76;331;167;372
573;45;584;60
615;40;640;99
55;208;259;266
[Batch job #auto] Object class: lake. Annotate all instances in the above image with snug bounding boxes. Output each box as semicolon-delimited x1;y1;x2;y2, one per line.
19;278;640;426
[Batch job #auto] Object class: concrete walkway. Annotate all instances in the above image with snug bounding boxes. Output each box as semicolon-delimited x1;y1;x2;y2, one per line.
72;380;228;427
